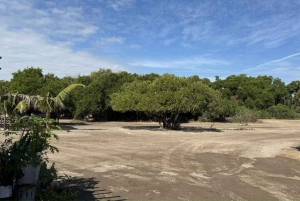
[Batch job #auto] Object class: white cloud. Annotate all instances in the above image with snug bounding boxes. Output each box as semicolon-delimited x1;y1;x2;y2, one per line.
0;26;126;80
0;1;98;41
101;37;124;44
246;52;300;72
162;38;177;46
149;1;300;48
0;1;127;80
1;0;300;84
129;44;141;49
243;15;300;48
107;0;135;11
128;57;229;69
96;37;124;48
243;52;300;83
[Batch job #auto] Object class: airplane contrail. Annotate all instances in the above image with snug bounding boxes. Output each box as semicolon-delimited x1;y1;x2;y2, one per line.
254;52;300;69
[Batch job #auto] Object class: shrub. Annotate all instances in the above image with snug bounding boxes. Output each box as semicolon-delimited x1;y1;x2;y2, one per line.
253;110;271;119
267;104;299;119
36;163;78;201
233;106;258;124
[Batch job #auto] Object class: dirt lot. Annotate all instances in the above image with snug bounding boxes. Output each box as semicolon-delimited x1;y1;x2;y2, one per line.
48;120;300;201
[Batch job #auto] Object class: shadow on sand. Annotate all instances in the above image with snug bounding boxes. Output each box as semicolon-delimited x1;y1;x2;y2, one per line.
58;122;103;131
181;126;222;133
292;146;300;151
122;125;221;133
62;176;126;201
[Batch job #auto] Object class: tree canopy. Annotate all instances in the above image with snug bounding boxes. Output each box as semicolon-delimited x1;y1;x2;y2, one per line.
10;67;44;95
1;67;300;124
111;74;223;129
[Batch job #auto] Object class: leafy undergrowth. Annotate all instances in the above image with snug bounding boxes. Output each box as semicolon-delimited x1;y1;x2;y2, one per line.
36;163;78;201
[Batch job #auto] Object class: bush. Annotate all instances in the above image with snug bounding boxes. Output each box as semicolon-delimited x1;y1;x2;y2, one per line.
36;163;78;201
267;104;299;119
0;116;66;200
253;110;271;119
232;107;258;124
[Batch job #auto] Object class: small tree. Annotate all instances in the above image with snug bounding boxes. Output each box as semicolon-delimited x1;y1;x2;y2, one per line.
234;106;258;128
111;74;223;129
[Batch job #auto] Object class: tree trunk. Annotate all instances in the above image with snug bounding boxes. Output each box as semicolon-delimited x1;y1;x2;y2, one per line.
3;113;6;130
161;113;181;130
56;108;60;123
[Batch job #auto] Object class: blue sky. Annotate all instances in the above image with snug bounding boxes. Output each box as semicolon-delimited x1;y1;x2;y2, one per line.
1;0;300;84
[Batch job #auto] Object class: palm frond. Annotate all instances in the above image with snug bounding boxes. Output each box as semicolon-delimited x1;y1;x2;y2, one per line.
55;84;85;103
14;99;30;114
11;94;40;113
36;93;53;113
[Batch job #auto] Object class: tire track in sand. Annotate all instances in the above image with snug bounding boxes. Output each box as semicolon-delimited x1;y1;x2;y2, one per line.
161;139;248;201
161;141;192;172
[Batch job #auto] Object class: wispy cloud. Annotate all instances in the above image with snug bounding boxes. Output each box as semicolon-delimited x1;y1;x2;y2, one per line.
161;38;177;46
242;14;300;48
0;1;126;80
129;44;141;49
139;1;300;48
0;27;126;80
1;0;300;83
107;0;135;11
0;1;98;42
128;57;229;69
243;52;300;83
96;37;124;47
251;52;300;70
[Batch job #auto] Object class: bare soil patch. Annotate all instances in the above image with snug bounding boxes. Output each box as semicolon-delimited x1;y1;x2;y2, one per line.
47;120;300;200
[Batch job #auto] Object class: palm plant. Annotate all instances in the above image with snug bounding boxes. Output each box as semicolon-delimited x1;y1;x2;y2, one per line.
36;84;85;122
14;84;84;122
0;92;19;119
0;93;37;130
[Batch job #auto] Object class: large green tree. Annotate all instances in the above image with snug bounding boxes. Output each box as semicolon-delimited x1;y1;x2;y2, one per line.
111;74;223;129
37;73;68;96
73;69;138;120
10;67;44;95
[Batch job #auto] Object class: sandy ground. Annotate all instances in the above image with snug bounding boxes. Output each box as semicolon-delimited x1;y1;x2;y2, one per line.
45;120;299;200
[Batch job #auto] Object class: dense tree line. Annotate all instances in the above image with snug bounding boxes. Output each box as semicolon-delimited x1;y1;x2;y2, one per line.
1;67;299;128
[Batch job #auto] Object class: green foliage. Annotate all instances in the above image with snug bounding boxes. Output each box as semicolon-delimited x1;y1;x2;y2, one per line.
0;92;37;121
37;74;68;96
0;135;19;185
73;81;105;119
0;115;60;194
232;106;258;124
267;104;298;119
36;163;78;201
3;67;300;121
286;80;300;95
37;186;77;201
211;74;299;119
0;92;19;118
7;116;60;165
138;73;160;81
74;70;137;120
0;80;10;96
252;110;271;119
38;162;58;188
10;67;44;95
10;84;85;121
111;74;223;129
